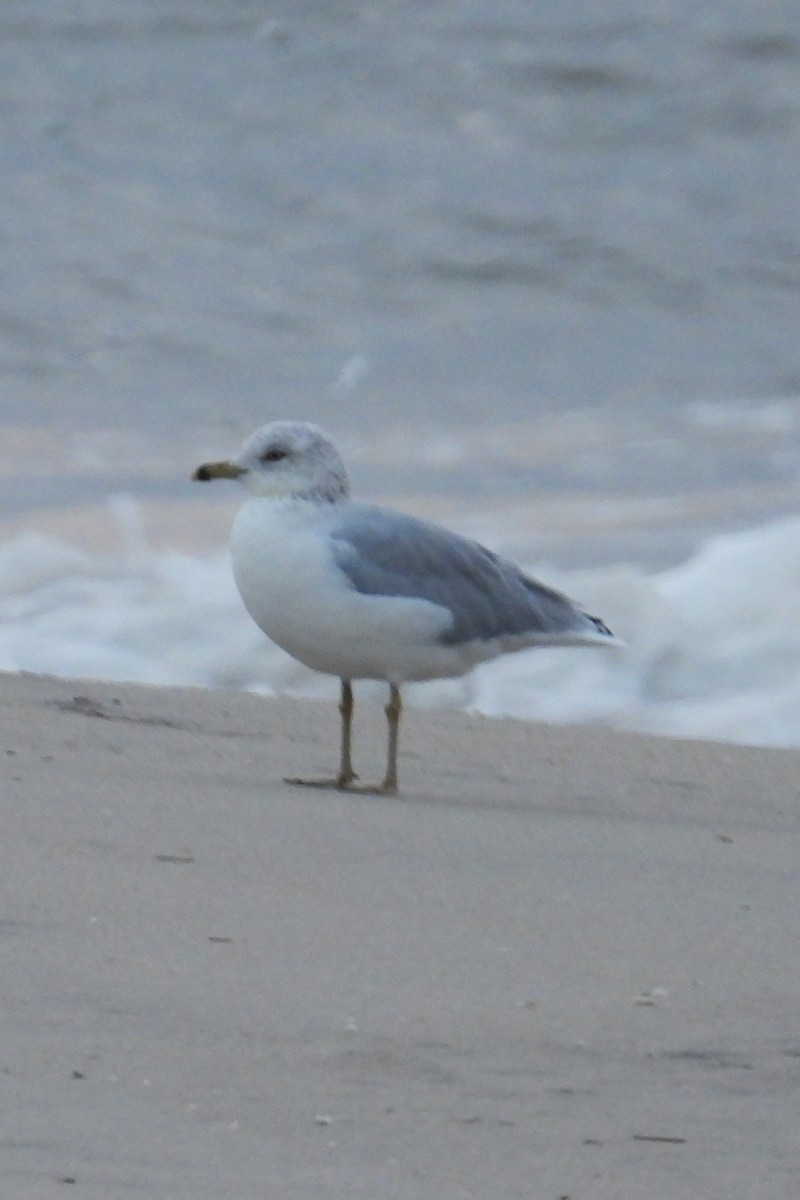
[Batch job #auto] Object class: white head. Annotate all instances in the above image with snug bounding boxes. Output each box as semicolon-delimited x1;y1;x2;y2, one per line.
193;421;350;502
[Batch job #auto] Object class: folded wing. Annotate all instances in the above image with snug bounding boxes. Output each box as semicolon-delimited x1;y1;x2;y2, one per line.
329;505;614;648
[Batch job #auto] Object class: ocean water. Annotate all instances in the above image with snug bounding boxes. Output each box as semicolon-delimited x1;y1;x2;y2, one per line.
2;2;800;746
4;499;800;749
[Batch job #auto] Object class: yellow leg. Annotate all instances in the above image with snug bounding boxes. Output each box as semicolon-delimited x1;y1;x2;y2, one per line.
284;679;358;790
381;683;402;793
338;679;356;785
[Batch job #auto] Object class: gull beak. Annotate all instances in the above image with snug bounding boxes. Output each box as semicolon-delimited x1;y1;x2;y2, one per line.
192;460;247;482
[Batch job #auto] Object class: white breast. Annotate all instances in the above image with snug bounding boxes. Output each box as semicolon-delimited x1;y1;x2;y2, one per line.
229;498;462;682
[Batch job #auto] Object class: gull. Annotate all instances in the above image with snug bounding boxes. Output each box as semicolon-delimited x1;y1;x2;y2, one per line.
193;421;617;793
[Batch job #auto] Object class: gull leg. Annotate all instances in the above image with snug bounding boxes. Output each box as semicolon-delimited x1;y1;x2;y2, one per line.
284;678;359;790
380;683;402;793
338;678;357;785
284;680;402;795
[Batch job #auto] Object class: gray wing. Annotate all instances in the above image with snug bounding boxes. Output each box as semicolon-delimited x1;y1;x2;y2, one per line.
328;504;613;647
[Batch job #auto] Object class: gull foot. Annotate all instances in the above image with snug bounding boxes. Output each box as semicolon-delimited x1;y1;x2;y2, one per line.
284;775;398;795
283;774;357;791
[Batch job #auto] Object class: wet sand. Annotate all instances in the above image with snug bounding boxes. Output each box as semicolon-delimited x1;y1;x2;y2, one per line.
3;670;799;1199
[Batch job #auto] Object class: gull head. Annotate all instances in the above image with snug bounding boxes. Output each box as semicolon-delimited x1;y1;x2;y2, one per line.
192;420;350;502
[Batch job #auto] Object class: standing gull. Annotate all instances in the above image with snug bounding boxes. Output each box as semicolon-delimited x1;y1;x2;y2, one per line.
193;421;617;793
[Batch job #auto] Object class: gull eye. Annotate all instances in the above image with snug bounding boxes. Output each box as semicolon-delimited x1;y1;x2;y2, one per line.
260;447;287;463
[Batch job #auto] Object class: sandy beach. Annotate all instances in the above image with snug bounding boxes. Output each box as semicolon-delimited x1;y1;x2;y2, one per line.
3;669;799;1199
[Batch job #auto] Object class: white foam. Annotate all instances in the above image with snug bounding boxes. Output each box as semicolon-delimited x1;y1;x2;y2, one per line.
3;501;800;748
